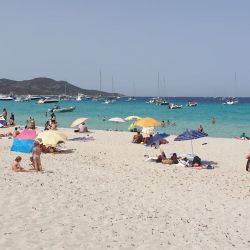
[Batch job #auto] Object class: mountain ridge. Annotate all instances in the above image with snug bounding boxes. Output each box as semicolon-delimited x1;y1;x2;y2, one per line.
0;77;121;96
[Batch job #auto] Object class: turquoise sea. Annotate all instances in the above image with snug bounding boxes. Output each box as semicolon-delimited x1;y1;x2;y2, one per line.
1;97;250;138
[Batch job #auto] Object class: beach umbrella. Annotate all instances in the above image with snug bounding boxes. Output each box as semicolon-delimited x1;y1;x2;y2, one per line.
108;117;125;123
70;117;88;128
125;116;141;121
174;130;208;154
134;117;160;127
11;129;37;153
147;132;170;146
36;130;67;146
109;117;125;131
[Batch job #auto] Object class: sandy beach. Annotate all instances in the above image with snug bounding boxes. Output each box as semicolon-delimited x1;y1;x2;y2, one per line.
0;128;250;249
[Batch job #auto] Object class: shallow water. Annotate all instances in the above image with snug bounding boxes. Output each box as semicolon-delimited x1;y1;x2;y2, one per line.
1;97;250;138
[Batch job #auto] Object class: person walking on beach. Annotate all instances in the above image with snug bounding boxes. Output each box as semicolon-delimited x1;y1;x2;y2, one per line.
32;141;42;171
246;150;250;172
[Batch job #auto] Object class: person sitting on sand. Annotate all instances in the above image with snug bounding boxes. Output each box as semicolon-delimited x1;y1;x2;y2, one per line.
132;131;143;143
156;150;167;163
197;125;204;133
50;118;57;130
74;122;89;133
32;141;42;171
12;127;20;138
12;156;26;172
44;120;51;130
28;117;36;129
240;132;249;140
8;112;15;126
170;153;179;164
192;156;201;167
143;134;153;144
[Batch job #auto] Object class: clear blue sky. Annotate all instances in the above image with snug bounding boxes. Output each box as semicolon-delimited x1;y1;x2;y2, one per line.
1;0;250;96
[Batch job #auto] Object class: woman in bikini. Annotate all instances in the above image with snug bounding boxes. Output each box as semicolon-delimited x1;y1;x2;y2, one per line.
32;141;42;171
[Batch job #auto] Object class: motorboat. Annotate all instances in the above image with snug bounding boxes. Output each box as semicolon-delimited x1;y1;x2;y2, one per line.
76;96;82;101
223;98;239;105
103;98;116;104
186;101;198;107
48;106;75;113
38;98;59;104
26;95;42;100
126;97;136;101
155;98;169;106
169;103;182;109
0;95;14;101
15;97;28;102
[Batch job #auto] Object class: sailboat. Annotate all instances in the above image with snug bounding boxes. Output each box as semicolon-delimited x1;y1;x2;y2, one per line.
223;72;239;105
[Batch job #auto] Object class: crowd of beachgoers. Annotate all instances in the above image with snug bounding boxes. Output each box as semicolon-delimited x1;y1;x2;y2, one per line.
1;106;250;174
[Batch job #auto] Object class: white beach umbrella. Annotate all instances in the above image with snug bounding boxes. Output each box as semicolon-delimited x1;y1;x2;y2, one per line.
108;117;125;131
108;117;125;123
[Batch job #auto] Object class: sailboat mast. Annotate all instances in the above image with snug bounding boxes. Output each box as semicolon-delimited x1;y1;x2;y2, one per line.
112;76;114;94
234;72;237;97
99;70;102;92
163;76;166;98
157;72;160;97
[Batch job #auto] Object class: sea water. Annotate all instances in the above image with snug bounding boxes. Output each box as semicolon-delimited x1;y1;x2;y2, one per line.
1;97;250;138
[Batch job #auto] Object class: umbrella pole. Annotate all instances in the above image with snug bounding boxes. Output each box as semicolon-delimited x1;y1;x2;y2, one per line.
191;140;194;154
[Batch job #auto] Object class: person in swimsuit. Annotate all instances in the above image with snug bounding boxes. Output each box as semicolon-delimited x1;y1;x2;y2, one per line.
12;156;26;172
32;141;42;171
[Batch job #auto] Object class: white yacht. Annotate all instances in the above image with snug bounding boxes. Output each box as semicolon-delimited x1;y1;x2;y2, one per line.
38;98;59;104
0;95;14;101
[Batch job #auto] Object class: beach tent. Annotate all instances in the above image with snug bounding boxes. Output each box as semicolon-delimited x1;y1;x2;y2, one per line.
11;129;37;153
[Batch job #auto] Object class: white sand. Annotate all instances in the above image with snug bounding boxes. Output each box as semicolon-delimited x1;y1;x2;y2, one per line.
0;128;250;249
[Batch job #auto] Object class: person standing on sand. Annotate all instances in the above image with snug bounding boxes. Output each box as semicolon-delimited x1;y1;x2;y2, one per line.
32;141;42;171
246;150;250;172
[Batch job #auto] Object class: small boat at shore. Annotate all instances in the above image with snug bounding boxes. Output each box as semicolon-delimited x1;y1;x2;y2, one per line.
48;106;75;113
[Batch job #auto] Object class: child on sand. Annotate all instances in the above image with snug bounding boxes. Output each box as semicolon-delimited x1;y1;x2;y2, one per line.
12;156;26;172
32;141;42;171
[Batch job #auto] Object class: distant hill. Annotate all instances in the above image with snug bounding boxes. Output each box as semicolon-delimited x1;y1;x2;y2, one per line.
0;77;121;96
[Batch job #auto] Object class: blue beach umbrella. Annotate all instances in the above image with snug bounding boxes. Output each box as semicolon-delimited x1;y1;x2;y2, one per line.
174;130;208;153
147;132;170;146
